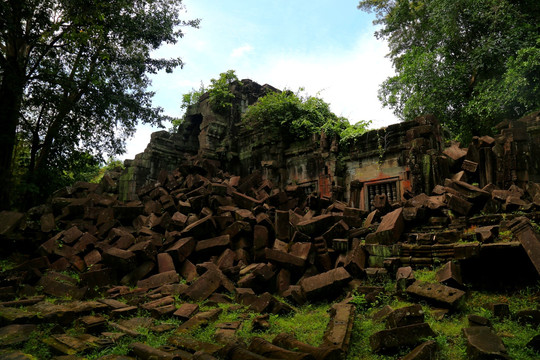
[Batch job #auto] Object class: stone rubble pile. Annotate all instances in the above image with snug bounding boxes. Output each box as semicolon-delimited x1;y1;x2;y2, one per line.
0;139;540;358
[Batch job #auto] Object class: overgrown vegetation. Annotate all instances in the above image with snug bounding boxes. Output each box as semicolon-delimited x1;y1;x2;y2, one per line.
0;0;199;210
172;82;207;132
242;87;370;144
358;0;540;142
2;268;539;359
208;70;241;115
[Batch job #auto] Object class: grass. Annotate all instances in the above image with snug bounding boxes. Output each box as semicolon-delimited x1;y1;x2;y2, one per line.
345;268;540;360
0;258;16;272
3;270;539;360
414;266;439;283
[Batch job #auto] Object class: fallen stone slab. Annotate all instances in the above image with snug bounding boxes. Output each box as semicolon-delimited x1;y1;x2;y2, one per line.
102;248;136;272
463;326;509;359
343;243;367;278
486;303;510;320
516;309;540;327
468;314;492;328
37;272;87;300
385;304;425;329
445;193;473;216
215;321;242;343
175;308;223;333
136;271;179;289
173;303;199;321
508;217;540;276
141;296;175;311
443;143;467;161
265;248;306;269
0;211;24;236
445;180;490;209
130;342;181;360
121;261;155;286
296;215;336;237
0;350;37;360
195;235;231;255
249;337;315;360
168;335;222;355
237;292;292;315
181;215;216;239
366;208;404;245
219;341;269;360
28;301;107;325
232;191;262;210
402;340;438;360
300;268;352;301
0;296;45;308
396;266;415;291
0;324;37;346
272;333;342;360
74;316;105;335
369;322;436;354
108;321;141;337
193;351;219;360
43;333;100;355
435;261;463;288
322;304;355;352
406;281;465;308
0;306;37;325
157;253;176;273
183;270;222;302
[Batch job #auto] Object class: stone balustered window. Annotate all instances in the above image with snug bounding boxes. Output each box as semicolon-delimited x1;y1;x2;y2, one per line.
367;179;399;211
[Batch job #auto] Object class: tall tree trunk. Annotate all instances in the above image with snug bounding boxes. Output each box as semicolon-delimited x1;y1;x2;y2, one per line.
0;59;25;209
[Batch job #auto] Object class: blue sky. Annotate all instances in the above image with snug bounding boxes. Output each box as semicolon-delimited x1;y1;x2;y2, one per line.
123;0;398;159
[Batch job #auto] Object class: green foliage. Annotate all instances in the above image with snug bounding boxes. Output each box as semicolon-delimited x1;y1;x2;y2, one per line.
21;324;54;359
0;258;16;273
266;303;330;346
339;121;373;145
172;82;207;131
350;290;368;309
13;148;103;206
358;0;540;142
414;267;439;284
181;82;207;111
242;88;370;143
208;70;240;115
90;158;125;184
0;0;199;209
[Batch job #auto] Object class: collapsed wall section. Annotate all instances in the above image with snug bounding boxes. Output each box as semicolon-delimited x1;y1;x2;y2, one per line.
119;78;540;212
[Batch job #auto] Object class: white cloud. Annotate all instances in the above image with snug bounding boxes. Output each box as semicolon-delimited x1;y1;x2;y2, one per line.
230;44;254;58
122;124;160;161
239;34;397;128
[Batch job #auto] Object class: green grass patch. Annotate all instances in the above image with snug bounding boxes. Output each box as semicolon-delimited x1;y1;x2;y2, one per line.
413;267;439;283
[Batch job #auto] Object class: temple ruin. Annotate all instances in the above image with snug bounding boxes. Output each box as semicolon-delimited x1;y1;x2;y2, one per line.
1;78;540;359
120;79;540;211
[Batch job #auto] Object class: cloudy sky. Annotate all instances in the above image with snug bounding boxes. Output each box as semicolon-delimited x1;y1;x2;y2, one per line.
122;0;398;160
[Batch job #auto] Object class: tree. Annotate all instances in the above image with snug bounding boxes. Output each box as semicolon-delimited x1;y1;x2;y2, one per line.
358;0;540;141
242;88;370;143
0;0;198;208
207;70;240;115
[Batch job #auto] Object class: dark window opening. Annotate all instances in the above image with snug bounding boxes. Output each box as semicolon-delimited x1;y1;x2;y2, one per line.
366;179;399;211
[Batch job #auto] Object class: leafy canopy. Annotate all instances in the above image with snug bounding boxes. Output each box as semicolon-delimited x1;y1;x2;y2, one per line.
208;70;240;115
358;0;540;141
0;0;198;207
242;88;370;143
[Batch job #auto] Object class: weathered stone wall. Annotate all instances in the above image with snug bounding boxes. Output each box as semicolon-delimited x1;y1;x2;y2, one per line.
119;131;193;201
119;78;540;211
344;116;444;210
